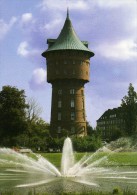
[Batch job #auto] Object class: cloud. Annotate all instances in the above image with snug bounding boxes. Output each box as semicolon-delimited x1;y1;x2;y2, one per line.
95;39;137;60
17;41;29;57
29;68;47;90
94;0;136;8
0;17;17;40
44;18;63;32
17;41;42;60
39;0;89;11
21;13;33;24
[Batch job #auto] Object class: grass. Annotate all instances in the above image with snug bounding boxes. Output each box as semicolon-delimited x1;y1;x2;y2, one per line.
0;189;137;195
39;152;137;168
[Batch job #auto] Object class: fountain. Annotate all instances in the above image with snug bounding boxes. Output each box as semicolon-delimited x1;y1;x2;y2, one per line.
0;137;137;194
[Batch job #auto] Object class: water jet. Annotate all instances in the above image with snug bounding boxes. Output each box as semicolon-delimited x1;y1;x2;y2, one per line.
0;137;137;194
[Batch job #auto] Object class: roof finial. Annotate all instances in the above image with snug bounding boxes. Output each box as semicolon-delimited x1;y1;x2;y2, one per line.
67;7;69;19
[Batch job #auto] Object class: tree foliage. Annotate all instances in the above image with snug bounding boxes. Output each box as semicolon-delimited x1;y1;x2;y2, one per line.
0;86;28;145
121;83;137;135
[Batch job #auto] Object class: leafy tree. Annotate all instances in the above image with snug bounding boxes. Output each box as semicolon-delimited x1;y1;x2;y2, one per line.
87;122;94;136
27;119;50;150
121;83;137;135
0;86;28;145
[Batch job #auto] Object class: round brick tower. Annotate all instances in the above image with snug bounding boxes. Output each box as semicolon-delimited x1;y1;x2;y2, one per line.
42;10;94;137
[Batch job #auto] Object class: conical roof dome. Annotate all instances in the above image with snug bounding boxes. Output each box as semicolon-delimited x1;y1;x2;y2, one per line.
42;11;94;57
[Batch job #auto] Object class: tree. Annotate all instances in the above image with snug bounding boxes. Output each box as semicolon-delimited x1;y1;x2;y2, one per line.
26;97;42;124
0;86;28;145
87;122;94;136
121;83;137;135
26;97;42;143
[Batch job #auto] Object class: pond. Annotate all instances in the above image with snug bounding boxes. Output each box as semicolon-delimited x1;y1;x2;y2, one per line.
0;166;137;194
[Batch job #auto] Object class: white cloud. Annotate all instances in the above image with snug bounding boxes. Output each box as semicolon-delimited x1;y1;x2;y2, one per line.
0;17;17;40
29;68;47;90
94;0;136;8
95;39;137;60
44;18;62;31
17;41;41;58
39;0;89;11
17;41;29;57
21;13;33;24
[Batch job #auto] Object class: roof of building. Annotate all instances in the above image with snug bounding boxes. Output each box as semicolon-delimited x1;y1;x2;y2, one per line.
42;10;94;57
97;107;123;122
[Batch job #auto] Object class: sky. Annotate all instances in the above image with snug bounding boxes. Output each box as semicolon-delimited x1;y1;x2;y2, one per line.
0;0;137;127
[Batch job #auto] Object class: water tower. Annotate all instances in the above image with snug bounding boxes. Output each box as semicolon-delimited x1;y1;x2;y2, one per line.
42;11;94;137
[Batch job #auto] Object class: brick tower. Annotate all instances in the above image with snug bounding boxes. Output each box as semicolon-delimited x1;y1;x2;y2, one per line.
42;10;94;137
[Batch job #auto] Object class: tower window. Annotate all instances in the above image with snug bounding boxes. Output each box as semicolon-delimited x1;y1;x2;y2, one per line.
71;127;75;133
81;90;84;95
71;112;75;120
56;70;59;75
82;100;84;109
82;126;85;131
58;126;61;133
73;60;75;64
58;100;62;108
64;70;67;74
58;113;61;120
71;99;75;107
72;70;75;75
70;89;75;94
58;90;62;95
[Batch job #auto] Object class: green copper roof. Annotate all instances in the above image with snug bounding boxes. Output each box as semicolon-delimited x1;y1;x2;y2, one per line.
42;11;94;57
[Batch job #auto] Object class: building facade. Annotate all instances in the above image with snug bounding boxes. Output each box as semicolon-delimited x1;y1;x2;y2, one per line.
42;11;94;137
97;107;125;141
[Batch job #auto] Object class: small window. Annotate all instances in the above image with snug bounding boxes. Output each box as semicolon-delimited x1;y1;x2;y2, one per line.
71;127;75;133
81;90;84;95
83;113;85;120
71;99;75;107
58;113;61;120
82;126;85;131
82;100;84;109
58;126;61;133
56;70;59;75
58;100;62;108
71;112;75;120
73;60;75;64
86;71;88;75
70;89;75;94
72;70;75;75
81;70;83;75
64;70;67;74
58;90;62;95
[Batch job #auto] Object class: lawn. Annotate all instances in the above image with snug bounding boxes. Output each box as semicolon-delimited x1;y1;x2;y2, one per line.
39;152;137;168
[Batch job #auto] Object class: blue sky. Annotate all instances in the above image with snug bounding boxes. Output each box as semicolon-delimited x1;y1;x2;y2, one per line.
0;0;137;127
